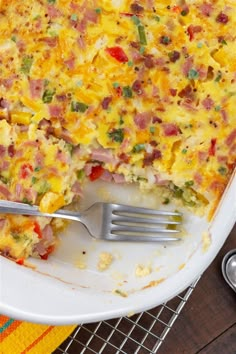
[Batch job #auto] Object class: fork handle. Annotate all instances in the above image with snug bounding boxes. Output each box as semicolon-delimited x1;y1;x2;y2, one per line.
0;200;82;222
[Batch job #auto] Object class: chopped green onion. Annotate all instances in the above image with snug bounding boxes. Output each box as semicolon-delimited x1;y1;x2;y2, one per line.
37;181;51;194
215;72;222;82
182;148;188;154
112;82;120;88
119;116;124;125
108;128;124;143
31;176;38;184
11;35;17;42
181;10;188;16
71;101;88;113
20;55;33;74
95;8;102;14
184;180;194;187
122;86;133;98
133;143;145;152
218;166;227;175
149;126;155;133
44;79;50;87
163;197;170;205
187;69;199;80
215;105;221;111
172;185;183;198
153;15;160;22
42;89;55;103
131;15;140;26
127;60;133;67
138;25;147;45
139;46;145;54
33;15;41;20
221;39;227;45
197;42;203;48
34;166;41;172
76;80;83;87
22;197;32;205
76;170;85;179
160;36;171;45
47;0;56;3
70;13;78;21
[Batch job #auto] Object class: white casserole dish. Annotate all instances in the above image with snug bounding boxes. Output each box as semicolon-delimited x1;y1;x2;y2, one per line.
0;170;235;325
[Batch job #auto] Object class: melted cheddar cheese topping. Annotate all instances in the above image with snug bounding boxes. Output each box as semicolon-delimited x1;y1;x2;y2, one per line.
0;0;235;261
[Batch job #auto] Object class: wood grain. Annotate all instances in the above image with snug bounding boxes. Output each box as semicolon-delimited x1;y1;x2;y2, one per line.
159;225;236;354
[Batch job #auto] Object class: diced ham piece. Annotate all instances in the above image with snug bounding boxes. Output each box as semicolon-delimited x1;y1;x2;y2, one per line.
57;150;68;164
33;241;47;256
60;128;74;144
47;5;61;18
162;123;180;136
43;37;58;47
181;99;198;112
0;184;11;199
112;173;125;183
29;79;44;99
100;170;113;182
41;225;54;243
0;219;6;229
84;163;93;176
220;109;228;123
0;160;9;170
35;151;44;166
155;175;169;185
143;149;162;166
91;148;116;164
217;155;228;164
77;36;86;50
187;25;202;41
1;78;14;89
8;144;15;157
200;3;213;17
24;188;37;204
225;129;236;146
0;145;6;157
71;181;83;197
101;96;112;109
49;104;62;117
134;111;152;130
210;180;225;192
198;151;208;162
84;8;98;23
64;57;75;69
0;98;9;109
182;56;194;76
15;184;22;198
202;97;214;110
194;172;203;185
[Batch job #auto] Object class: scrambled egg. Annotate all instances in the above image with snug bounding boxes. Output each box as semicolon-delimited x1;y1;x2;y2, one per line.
0;0;235;261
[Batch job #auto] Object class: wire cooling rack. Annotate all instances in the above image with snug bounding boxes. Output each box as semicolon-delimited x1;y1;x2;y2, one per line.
54;278;199;354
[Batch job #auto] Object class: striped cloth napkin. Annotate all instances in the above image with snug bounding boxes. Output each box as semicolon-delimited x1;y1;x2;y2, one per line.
0;315;77;353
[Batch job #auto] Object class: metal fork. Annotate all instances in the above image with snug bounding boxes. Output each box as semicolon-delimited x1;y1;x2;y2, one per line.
0;200;182;242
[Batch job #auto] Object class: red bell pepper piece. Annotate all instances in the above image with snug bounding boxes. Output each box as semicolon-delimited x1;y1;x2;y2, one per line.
89;165;104;181
16;258;25;265
209;138;217;156
20;163;33;179
106;46;128;63
40;245;55;260
34;221;42;239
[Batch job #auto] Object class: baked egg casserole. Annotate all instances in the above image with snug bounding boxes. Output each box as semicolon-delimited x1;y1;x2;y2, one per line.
0;0;235;263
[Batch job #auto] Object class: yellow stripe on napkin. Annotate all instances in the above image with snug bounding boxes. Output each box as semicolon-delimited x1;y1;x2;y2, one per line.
0;315;77;354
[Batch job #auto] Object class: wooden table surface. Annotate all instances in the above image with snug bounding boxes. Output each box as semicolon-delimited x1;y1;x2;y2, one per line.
55;224;236;354
159;224;236;354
